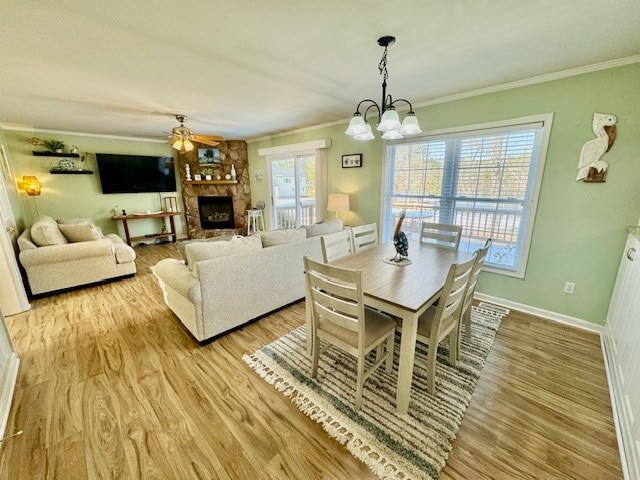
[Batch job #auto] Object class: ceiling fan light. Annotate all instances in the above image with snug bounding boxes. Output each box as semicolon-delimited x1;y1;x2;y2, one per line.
378;108;401;132
172;139;183;151
183;139;194;152
381;129;403;140
400;113;422;135
345;114;367;136
353;124;375;141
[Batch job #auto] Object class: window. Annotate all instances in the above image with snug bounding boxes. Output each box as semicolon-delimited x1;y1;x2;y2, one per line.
381;114;552;277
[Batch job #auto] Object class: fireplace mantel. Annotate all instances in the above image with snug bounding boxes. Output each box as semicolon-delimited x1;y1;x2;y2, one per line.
177;140;251;239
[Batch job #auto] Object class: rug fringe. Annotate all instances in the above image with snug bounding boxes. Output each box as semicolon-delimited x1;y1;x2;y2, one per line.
242;353;416;479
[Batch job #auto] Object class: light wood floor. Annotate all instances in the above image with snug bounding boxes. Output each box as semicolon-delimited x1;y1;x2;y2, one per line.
0;243;622;479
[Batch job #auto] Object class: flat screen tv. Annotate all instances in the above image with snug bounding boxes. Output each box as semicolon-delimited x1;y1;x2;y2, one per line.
96;153;176;194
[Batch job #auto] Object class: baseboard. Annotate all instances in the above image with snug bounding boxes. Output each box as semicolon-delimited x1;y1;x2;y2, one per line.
474;292;604;334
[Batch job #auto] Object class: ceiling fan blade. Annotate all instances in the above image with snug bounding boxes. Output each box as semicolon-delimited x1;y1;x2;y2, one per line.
192;135;224;147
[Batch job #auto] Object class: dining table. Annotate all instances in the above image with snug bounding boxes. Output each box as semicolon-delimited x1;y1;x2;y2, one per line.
307;241;473;414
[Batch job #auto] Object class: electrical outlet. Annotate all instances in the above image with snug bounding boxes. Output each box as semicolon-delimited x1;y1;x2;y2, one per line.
563;282;575;294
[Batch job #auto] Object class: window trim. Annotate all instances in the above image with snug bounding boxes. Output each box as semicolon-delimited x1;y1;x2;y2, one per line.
380;113;554;278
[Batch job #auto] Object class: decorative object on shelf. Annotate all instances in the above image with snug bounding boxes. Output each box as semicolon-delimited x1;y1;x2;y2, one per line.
327;193;350;222
224;173;232;180
193;174;202;181
58;158;75;170
185;164;192;181
164;196;178;213
169;114;223;152
255;200;266;210
200;167;213;180
70;145;79;154
198;148;221;165
44;139;65;153
576;112;618;183
22;175;41;216
230;163;237;181
341;153;362;168
385;209;411;265
345;36;422;142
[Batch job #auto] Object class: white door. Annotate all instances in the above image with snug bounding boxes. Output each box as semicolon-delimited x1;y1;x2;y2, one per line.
269;153;317;229
0;145;29;315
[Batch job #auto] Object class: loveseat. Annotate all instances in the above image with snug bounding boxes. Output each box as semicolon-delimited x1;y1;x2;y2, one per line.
152;219;344;343
18;215;137;295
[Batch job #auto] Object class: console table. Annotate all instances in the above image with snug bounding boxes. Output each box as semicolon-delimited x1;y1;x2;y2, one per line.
111;211;181;246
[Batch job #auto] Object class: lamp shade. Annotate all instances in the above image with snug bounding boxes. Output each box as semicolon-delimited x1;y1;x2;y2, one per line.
378;108;401;132
345;114;367;136
327;193;350;212
23;176;41;196
400;113;422;135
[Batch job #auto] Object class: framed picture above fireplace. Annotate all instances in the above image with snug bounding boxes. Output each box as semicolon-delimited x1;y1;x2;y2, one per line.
198;148;221;165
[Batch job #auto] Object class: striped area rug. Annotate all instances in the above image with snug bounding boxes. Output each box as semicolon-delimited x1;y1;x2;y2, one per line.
243;305;506;479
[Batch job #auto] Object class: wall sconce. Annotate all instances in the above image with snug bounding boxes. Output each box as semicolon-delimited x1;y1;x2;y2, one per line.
327;193;350;222
22;175;42;216
254;169;263;182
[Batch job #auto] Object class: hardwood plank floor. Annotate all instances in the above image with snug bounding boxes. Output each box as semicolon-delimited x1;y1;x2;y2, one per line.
0;243;623;479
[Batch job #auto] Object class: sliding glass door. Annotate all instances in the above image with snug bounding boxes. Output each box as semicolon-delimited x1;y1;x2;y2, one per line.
270;153;317;228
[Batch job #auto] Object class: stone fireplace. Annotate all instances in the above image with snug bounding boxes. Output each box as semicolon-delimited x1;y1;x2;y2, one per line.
177;140;251;238
198;196;234;230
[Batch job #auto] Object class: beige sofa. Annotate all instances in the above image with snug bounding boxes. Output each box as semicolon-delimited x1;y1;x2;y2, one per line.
18;215;136;295
153;219;343;343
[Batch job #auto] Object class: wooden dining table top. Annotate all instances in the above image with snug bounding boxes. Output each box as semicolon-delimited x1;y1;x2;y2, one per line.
330;242;474;314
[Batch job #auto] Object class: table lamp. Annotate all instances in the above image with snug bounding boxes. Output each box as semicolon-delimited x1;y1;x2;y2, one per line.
327;193;350;222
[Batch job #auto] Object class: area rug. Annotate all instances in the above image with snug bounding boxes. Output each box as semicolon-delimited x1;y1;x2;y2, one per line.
243;305;506;480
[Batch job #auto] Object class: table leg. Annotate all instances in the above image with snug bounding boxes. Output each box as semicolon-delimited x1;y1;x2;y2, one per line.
396;311;419;414
168;215;177;243
121;219;131;246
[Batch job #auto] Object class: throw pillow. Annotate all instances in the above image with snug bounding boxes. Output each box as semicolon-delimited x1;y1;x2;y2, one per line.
185;234;263;271
30;215;68;247
259;228;306;248
58;223;102;243
302;219;344;238
175;235;233;263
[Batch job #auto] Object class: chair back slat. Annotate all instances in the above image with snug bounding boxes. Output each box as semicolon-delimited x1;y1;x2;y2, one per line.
420;222;462;250
462;239;492;313
432;253;477;332
321;229;354;262
350;223;378;252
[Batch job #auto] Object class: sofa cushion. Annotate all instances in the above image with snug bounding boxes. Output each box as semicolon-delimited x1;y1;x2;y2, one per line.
176;235;233;263
185;234;263;271
58;223;102;243
301;219;344;238
30;215;69;247
57;217;104;237
259;228;306;247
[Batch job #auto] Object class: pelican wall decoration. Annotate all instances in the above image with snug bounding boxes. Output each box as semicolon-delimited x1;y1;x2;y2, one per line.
576;112;617;183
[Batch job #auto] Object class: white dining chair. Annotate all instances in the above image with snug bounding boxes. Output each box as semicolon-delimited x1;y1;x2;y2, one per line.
320;229;354;262
396;252;476;395
420;222;462;250
350;223;378;253
460;239;492;339
304;256;396;410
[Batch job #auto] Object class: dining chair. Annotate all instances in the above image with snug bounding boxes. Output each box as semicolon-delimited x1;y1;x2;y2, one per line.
320;229;354;262
420;222;462;250
350;223;379;253
460;238;492;339
396;252;477;395
304;256;396;410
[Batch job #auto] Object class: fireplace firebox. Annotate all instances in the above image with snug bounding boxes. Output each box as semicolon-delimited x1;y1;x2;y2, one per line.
198;196;234;229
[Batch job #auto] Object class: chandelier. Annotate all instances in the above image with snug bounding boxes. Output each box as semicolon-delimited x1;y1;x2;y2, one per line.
345;36;422;141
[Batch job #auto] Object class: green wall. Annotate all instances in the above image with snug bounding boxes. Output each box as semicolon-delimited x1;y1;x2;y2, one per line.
3;131;186;240
249;63;640;325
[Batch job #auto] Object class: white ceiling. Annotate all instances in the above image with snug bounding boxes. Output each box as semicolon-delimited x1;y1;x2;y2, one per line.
1;1;639;141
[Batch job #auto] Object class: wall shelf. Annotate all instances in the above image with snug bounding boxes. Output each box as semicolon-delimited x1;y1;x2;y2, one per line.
49;169;93;175
33;151;80;158
185;180;238;185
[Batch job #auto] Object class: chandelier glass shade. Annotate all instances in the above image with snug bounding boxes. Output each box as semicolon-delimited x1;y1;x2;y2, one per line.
345;36;422;142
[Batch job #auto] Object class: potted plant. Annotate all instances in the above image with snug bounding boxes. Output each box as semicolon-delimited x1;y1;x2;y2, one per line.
44;139;65;153
200;167;213;180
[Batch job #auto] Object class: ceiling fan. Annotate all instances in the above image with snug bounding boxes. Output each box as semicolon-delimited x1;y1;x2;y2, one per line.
169;114;224;152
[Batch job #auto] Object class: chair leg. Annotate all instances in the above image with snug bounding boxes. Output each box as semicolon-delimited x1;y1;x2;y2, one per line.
464;307;472;337
355;357;365;410
310;334;320;378
385;332;394;373
426;337;439;395
376;343;384;361
449;327;459;367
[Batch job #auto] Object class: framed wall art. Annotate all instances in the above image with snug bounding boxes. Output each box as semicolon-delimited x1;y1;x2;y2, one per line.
198;148;221;165
341;153;362;168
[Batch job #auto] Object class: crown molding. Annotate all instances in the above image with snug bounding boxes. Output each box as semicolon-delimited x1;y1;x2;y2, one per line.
0;124;166;143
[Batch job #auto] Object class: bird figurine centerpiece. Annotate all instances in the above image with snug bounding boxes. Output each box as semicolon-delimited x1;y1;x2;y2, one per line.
391;209;409;263
576;112;617;183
